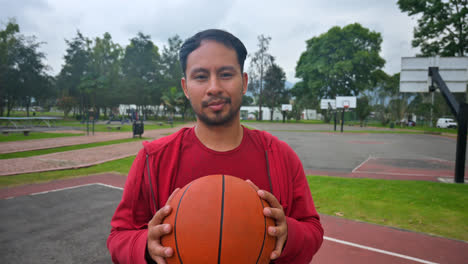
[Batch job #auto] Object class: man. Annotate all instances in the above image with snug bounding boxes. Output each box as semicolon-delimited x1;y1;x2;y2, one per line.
107;29;323;264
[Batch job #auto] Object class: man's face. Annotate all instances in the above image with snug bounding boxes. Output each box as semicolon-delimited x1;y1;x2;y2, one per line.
181;40;247;127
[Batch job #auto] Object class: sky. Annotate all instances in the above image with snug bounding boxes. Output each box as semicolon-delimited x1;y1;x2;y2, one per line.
1;0;419;83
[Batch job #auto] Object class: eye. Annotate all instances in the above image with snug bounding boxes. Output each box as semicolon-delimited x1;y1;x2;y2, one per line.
194;74;208;81
220;72;234;79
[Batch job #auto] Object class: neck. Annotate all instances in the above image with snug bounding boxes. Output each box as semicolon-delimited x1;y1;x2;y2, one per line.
194;117;244;152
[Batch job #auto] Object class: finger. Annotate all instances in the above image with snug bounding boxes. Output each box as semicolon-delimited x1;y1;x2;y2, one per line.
245;179;260;191
258;190;282;209
148;223;172;240
148;242;174;259
149;205;172;226
166;188;180;204
268;224;287;237
264;207;286;222
270;235;288;260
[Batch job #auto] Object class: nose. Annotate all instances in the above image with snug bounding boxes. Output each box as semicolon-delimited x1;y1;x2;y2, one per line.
206;76;223;96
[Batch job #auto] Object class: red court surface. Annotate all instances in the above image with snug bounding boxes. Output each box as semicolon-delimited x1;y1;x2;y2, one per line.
1;173;467;264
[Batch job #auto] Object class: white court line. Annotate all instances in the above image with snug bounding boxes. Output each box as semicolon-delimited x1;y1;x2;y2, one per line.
324;236;439;264
352;156;373;173
95;183;123;190
30;183;123;196
355;170;452;177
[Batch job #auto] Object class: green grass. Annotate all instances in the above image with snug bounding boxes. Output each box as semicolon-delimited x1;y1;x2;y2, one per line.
308;175;468;241
55;120;184;132
0;132;83;142
0;137;148;159
0;156;135;187
260;129;424;134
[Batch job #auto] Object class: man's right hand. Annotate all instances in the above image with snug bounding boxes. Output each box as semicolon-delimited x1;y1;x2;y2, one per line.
147;188;180;264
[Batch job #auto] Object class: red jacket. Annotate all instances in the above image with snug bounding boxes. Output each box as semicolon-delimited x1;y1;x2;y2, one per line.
107;127;323;263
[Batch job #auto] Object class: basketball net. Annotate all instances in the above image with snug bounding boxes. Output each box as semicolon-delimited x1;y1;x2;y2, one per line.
343;101;350;110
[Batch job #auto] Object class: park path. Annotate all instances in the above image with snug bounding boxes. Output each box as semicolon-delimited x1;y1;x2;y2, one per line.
0;123;194;176
0;124;193;154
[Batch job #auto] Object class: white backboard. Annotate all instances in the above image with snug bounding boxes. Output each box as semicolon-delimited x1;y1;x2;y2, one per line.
400;56;468;93
320;99;336;110
281;104;292;111
336;96;357;109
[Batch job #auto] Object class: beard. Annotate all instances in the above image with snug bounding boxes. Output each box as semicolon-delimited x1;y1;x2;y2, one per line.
191;95;242;127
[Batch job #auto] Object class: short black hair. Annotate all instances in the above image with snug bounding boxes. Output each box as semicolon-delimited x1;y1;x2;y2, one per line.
179;29;248;76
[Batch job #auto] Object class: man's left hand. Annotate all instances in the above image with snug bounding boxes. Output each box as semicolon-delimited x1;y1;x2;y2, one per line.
246;180;288;260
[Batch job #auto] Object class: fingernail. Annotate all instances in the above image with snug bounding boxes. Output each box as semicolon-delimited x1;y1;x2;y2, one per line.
164;205;170;212
271;252;277;259
258;190;264;196
269;227;276;234
165;248;172;256
164;224;171;232
264;207;271;215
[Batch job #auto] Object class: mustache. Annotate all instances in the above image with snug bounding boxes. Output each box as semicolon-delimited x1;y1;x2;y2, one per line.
201;96;232;107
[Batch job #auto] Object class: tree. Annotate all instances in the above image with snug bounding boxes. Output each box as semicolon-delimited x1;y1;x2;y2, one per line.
161;35;190;119
263;63;289;120
398;0;467;56
56;31;91;117
249;35;273;120
161;86;185;116
296;23;385;100
356;96;372;127
0;20;51;116
81;32;122;117
121;32;162;117
242;95;254;106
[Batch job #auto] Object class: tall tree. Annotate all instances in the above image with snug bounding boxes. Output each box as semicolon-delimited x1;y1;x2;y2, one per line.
0;20;51;116
263;63;288;120
398;0;467;56
80;32;122;117
0;20;20;116
121;32;162;117
249;35;273;120
161;35;189;119
296;23;385;100
56;31;91;117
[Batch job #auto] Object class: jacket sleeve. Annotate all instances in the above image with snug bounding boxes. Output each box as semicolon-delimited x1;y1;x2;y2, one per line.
107;149;154;264
274;143;324;264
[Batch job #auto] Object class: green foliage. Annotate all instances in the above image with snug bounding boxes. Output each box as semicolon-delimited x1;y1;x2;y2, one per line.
0;19;54;117
0;132;82;142
356;96;372;126
249;35;274;120
398;0;468;56
242;95;254;106
308;175;468;240
263;63;289;120
0;137;145;159
296;23;385;99
162;86;185;115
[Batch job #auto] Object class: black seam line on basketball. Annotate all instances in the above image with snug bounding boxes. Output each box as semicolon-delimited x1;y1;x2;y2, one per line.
146;155;158;212
174;183;193;264
217;175;225;264
256;194;268;264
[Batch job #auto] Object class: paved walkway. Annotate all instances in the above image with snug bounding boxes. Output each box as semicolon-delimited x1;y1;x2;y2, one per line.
0;124;194;176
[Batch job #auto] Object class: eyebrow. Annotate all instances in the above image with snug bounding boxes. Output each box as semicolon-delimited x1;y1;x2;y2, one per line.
189;66;238;76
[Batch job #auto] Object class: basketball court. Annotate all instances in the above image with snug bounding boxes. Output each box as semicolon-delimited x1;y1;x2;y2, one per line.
1;171;467;264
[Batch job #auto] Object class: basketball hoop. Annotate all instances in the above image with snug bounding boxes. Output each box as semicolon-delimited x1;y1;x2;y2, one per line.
343;101;350;110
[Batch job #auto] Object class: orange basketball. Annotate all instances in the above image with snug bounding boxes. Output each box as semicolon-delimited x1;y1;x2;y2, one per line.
161;175;276;264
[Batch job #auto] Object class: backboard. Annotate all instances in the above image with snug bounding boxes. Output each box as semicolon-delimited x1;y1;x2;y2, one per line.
281;104;292;111
400;56;468;93
336;96;357;109
320;99;336;110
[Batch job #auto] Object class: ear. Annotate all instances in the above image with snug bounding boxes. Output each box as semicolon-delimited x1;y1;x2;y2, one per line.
181;77;190;99
242;72;248;95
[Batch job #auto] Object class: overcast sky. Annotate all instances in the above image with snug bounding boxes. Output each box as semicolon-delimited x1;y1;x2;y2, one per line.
1;0;419;83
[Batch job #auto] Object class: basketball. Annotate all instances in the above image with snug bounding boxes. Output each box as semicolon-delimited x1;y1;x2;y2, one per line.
161;174;276;264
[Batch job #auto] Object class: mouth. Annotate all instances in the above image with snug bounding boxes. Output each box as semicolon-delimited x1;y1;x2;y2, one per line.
202;97;231;111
